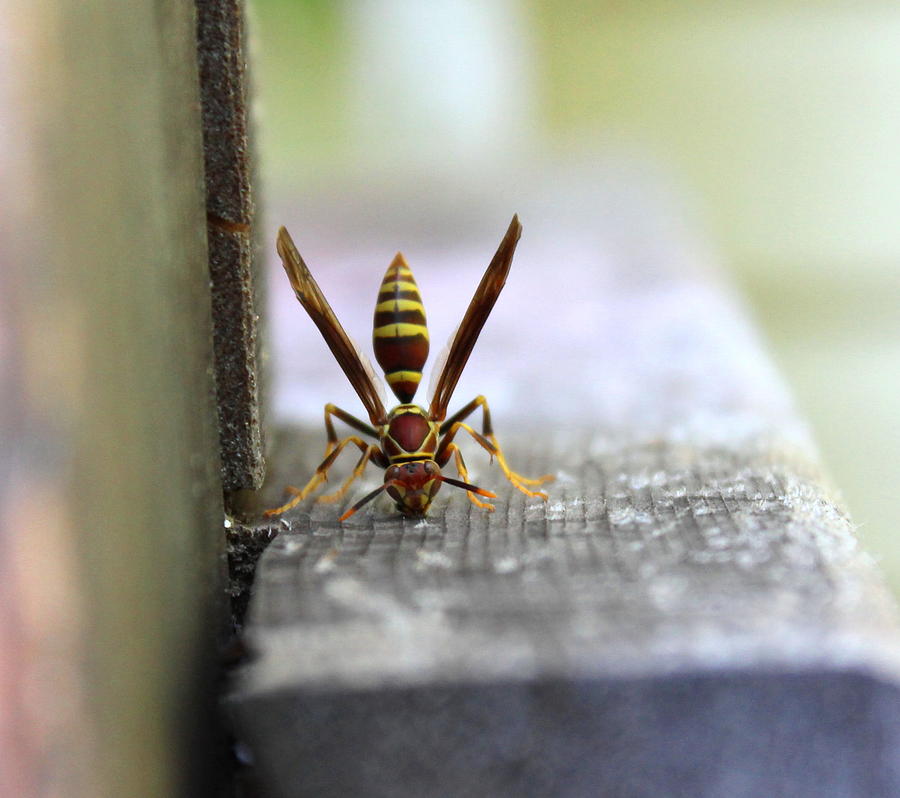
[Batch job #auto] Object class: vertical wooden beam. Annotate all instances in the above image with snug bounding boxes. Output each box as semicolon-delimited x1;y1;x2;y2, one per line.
0;1;225;795
196;0;267;510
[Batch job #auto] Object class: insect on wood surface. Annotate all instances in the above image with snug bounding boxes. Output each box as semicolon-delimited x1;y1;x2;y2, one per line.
264;215;553;521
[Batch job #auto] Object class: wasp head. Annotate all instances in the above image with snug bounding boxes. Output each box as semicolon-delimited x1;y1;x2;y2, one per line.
384;460;443;515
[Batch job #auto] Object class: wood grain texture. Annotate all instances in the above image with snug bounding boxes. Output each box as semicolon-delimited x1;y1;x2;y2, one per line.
230;193;900;796
197;0;266;494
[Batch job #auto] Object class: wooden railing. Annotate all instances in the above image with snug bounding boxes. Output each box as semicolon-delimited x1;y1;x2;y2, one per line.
228;194;900;797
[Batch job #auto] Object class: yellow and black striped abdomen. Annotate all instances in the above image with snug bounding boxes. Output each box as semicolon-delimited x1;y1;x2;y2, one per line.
373;253;429;403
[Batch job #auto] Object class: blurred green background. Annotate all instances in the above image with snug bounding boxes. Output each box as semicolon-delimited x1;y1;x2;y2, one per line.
251;1;900;588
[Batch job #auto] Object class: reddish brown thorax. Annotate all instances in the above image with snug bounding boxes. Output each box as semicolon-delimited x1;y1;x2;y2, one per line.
380;405;438;460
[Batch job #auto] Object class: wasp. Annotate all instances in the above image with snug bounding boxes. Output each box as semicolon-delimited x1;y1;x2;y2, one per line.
264;215;553;522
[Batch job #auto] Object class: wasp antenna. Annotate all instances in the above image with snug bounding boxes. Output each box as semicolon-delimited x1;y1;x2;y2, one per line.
338;483;390;522
440;475;497;499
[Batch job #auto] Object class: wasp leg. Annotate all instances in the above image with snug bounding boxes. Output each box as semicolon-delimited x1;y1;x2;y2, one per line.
318;403;380;462
439;395;554;490
265;406;381;517
317;444;389;504
441;422;549;501
264;435;370;517
440;443;495;511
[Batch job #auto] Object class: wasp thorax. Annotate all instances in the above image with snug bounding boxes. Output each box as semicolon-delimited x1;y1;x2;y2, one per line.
385;460;442;515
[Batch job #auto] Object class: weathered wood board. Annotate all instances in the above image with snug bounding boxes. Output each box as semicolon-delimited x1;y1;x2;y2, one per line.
230;192;900;797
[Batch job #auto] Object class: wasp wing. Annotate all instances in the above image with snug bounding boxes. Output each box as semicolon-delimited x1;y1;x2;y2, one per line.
426;325;455;407
276;226;388;425
428;214;522;422
348;333;388;409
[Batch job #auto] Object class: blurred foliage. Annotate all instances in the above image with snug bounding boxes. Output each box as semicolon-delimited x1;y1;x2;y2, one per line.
252;0;345;176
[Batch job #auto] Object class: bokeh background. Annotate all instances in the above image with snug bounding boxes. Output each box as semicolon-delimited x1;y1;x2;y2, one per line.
252;1;899;588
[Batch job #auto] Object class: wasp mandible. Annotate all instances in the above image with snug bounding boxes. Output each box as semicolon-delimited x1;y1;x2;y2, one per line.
264;215;553;522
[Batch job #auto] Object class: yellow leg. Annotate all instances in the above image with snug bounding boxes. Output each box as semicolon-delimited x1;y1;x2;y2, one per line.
322;402;379;443
442;422;551;501
487;433;554;486
439;395;554;491
316;445;380;504
444;443;494;511
263;436;368;517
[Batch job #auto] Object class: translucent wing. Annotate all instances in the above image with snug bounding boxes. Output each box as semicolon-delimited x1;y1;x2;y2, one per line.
349;333;388;409
428;215;522;422
426;325;456;406
276;227;388;425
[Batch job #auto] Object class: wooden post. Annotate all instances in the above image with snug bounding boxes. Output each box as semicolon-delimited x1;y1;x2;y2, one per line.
196;0;267;512
0;1;231;795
